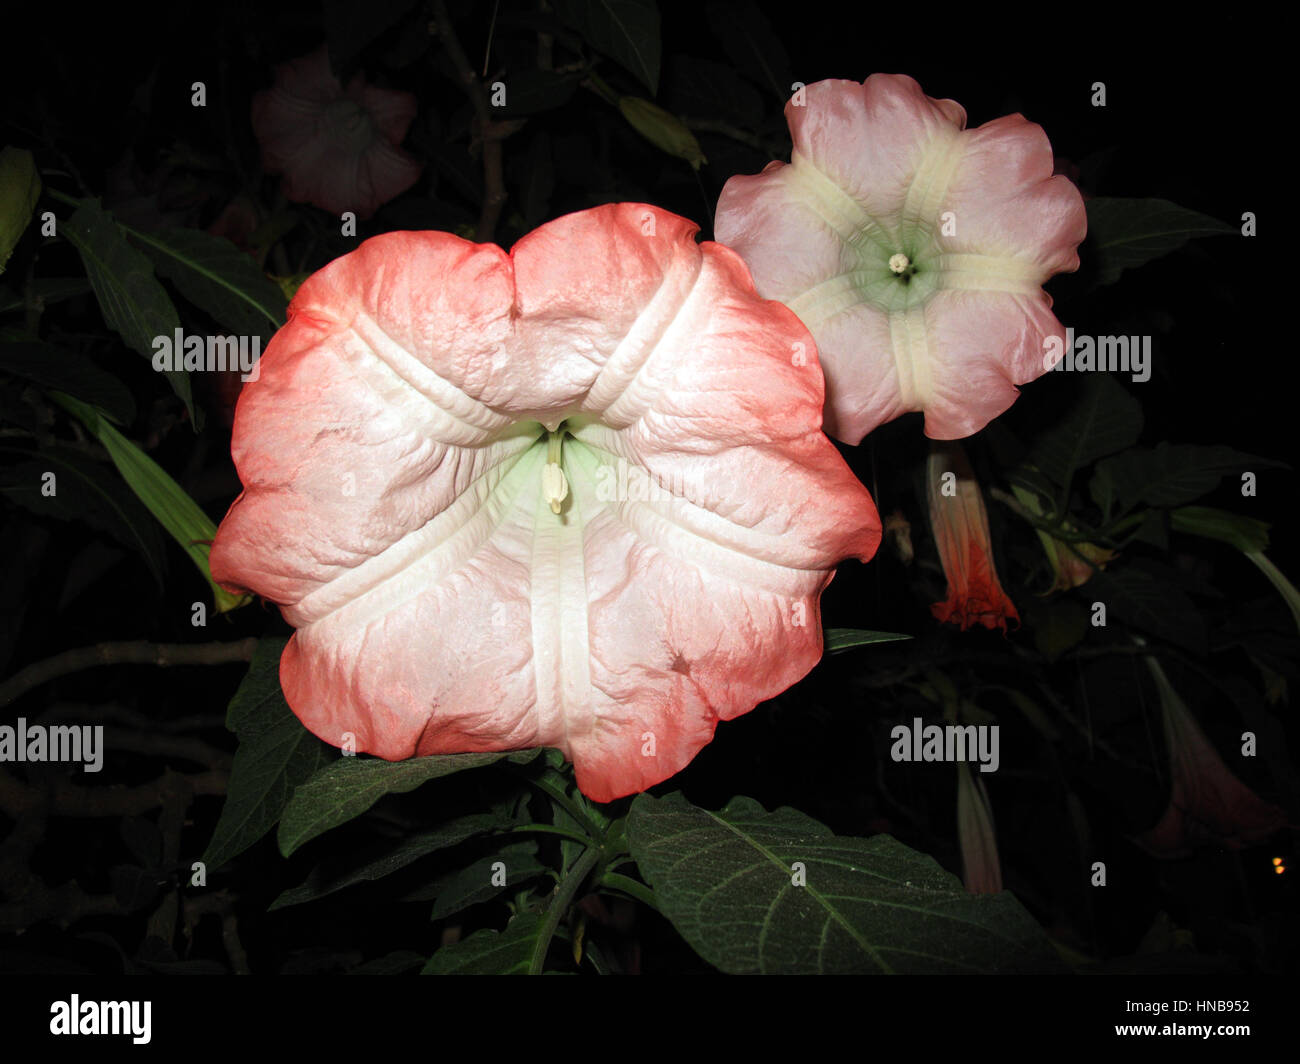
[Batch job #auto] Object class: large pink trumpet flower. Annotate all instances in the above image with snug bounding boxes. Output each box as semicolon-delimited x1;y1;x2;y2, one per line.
715;75;1086;443
252;46;422;219
210;204;881;802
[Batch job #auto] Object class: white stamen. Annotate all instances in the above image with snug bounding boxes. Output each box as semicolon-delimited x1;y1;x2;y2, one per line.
543;462;568;515
888;253;911;275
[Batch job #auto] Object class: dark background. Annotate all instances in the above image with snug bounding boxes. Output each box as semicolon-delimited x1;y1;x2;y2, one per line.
0;2;1292;976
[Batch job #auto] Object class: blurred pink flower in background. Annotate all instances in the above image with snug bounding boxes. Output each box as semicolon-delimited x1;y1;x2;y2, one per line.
210;204;880;803
1136;656;1287;858
957;761;1002;893
715;75;1086;443
927;441;1019;632
252;46;422;219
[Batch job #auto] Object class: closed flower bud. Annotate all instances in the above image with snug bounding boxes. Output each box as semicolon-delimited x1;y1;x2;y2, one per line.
617;98;707;171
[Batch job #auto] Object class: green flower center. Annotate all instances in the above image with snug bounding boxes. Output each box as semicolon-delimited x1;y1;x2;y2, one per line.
322;99;374;151
847;231;942;313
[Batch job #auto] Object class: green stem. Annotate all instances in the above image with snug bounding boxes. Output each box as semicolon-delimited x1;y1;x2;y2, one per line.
508;823;591;846
526;772;599;838
581;70;621;106
528;844;601;975
45;186;79;208
1245;551;1300;636
596;871;659;913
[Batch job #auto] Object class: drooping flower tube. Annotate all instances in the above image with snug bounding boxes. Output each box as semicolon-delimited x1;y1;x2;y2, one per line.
956;761;1002;894
714;75;1087;444
210;204;881;802
251;45;423;219
927;441;1018;632
1136;654;1287;858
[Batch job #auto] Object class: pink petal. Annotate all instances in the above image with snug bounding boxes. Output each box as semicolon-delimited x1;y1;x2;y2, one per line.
785;76;966;220
351;82;419;144
919;288;1067;440
943;115;1087;274
714;163;858;304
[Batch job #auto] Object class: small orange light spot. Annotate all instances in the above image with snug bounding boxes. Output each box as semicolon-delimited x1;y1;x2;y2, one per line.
1273;857;1283;866
1276;866;1285;875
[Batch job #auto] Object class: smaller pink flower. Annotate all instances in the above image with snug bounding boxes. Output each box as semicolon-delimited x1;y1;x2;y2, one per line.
957;761;1002;894
715;75;1086;443
1137;657;1287;858
927;442;1019;632
252;46;422;219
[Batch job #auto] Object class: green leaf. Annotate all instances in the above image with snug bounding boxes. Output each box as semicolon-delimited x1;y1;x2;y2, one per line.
418;841;546;918
131;226;287;340
824;628;912;653
49;392;246;611
0;443;165;584
59;199;191;417
553;0;661;94
1085;197;1236;285
1088;562;1206;652
705;0;793;102
422;912;549;974
0;341;135;425
1027;375;1142;490
0;148;41;274
1094;444;1282;512
270;813;504;909
1170;506;1270;554
277;749;540;856
203;638;331;869
627;792;1062;974
617;97;706;169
